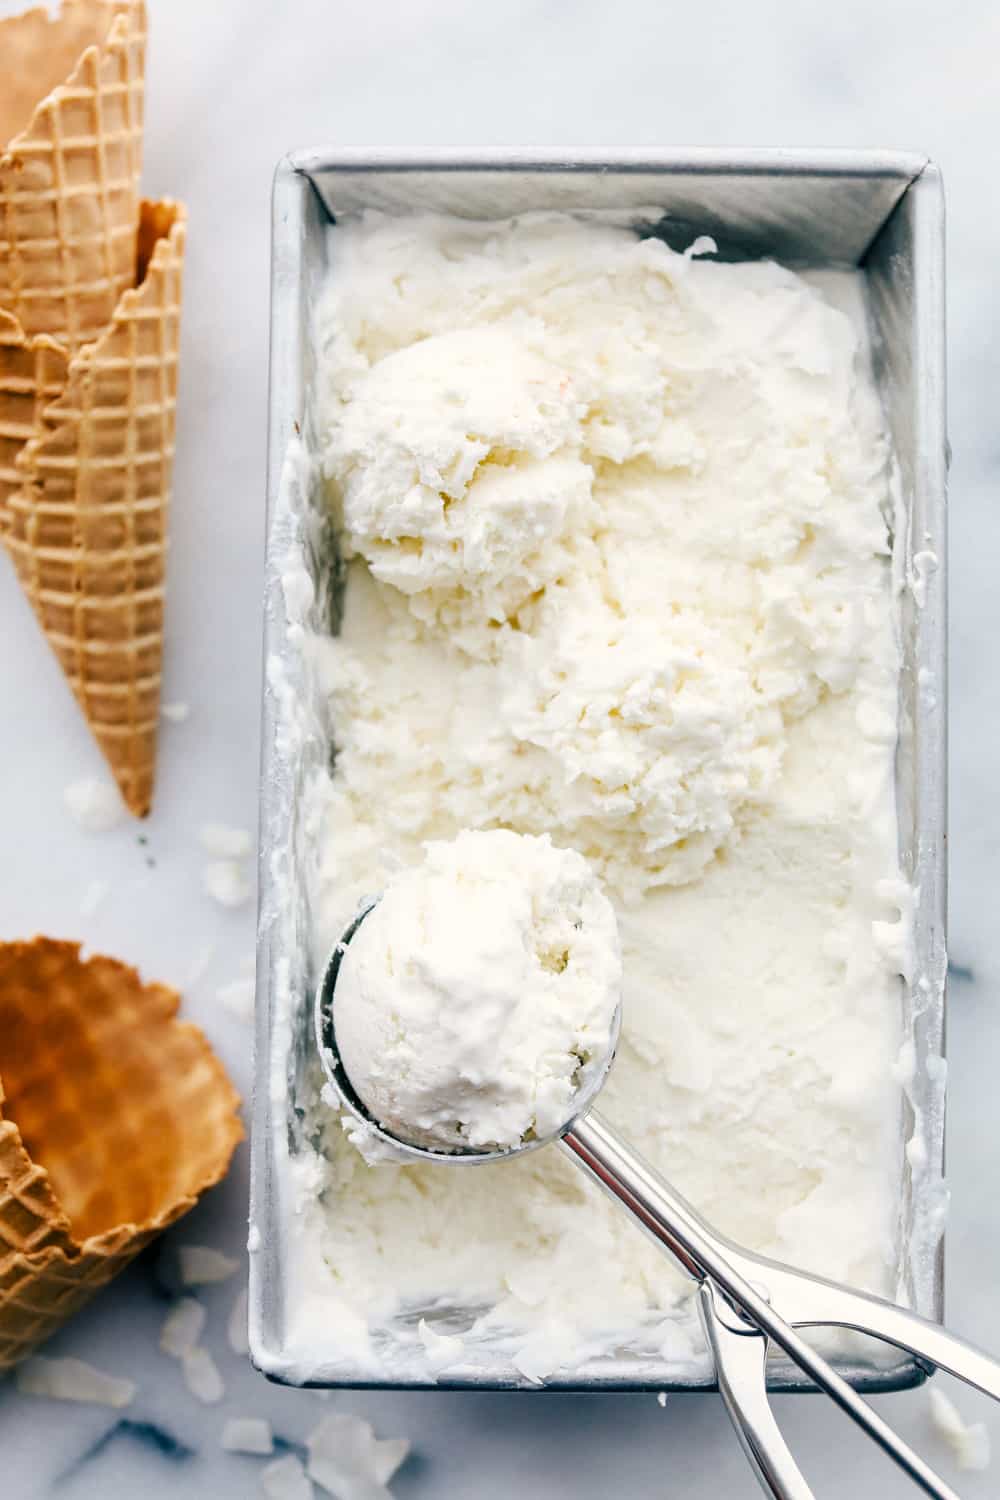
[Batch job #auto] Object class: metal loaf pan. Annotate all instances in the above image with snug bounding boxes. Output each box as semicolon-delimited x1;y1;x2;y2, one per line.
251;149;947;1392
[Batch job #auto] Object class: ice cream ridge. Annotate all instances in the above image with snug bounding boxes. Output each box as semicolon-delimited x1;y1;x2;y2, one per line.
294;210;907;1381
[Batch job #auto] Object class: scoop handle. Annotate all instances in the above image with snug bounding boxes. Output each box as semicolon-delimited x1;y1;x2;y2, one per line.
770;1270;1000;1404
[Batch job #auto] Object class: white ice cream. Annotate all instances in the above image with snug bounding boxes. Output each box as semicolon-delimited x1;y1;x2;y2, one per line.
333;830;621;1154
327;326;593;632
293;211;907;1381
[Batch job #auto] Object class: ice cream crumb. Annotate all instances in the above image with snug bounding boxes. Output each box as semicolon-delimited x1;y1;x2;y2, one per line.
247;1225;262;1254
222;1417;274;1454
217;977;255;1024
63;776;124;833
307;1413;410;1496
417;1317;464;1371
161;701;191;723
510;1350;546;1385
228;1286;250;1355
199;822;254;859
16;1356;135;1408
203;860;252;909
918;665;938;710
928;1385;991;1471
910;549;938;609
891;1038;917;1087
182;1346;225;1405
179;1244;241;1285
79;878;110;917
261;1454;314;1500
160;1296;206;1358
926;1053;948;1085
906;1133;928;1171
512;1322;584;1384
657;1392;668;1407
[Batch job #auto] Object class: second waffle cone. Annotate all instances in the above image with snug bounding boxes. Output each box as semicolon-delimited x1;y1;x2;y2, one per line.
0;938;243;1372
4;199;186;817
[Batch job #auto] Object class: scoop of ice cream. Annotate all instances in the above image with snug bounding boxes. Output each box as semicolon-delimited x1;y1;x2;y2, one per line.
500;580;786;891
332;829;621;1154
324;327;593;632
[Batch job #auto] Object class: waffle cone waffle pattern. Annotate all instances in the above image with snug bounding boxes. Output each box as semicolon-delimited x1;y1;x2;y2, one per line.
0;310;68;518
0;1;146;350
0;939;243;1371
1;0;186;818
4;200;186;815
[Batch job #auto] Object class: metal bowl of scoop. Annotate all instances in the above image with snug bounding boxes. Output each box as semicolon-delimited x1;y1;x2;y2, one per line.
314;897;623;1165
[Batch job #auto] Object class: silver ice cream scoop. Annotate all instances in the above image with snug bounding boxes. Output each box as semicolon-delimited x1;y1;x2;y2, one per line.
317;906;1000;1500
314;898;622;1165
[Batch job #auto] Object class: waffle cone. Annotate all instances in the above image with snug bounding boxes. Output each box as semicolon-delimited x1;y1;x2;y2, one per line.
0;1;146;352
4;199;186;817
0;938;243;1372
0;309;69;519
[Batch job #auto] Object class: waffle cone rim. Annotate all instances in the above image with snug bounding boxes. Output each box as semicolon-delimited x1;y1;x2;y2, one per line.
0;938;243;1276
1;3;143;167
12;194;186;476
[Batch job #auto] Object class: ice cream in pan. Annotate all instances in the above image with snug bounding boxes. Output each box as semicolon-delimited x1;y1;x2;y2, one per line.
295;209;916;1379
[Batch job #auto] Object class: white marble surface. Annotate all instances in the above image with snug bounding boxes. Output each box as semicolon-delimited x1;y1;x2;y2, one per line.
1;0;999;1495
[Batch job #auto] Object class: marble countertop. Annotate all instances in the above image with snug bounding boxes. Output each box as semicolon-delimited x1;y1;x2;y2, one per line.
2;0;998;1495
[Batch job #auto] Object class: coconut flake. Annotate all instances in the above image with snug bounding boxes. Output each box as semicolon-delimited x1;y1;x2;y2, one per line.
160;1297;206;1358
307;1413;409;1498
228;1286;250;1355
199;822;254;859
929;1386;991;1471
16;1356;135;1408
417;1318;463;1372
182;1346;225;1405
79;878;111;917
218;977;256;1024
179;1245;241;1285
203;860;252;908
161;701;191;723
371;1439;409;1487
222;1416;274;1454
262;1455;314;1500
63;777;125;833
